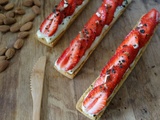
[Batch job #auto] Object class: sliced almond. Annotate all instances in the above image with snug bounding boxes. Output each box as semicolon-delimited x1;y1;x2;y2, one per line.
14;7;25;15
14;39;24;49
33;0;41;7
4;3;14;11
18;31;29;39
20;22;33;31
5;11;15;18
10;23;21;32
32;5;40;15
5;48;15;59
0;47;7;56
3;17;16;25
0;25;10;32
23;0;33;7
0;56;6;60
0;60;9;73
0;0;9;5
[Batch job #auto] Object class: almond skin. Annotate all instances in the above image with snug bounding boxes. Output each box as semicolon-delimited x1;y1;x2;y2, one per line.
33;0;41;7
32;5;40;15
4;3;14;11
18;31;29;39
0;56;6;60
0;47;7;56
0;13;6;20
5;11;15;18
3;17;16;25
10;23;21;32
5;48;15;59
20;22;33;31
23;0;33;7
23;13;36;23
14;7;25;15
14;39;24;49
0;60;9;73
0;25;10;32
0;0;9;5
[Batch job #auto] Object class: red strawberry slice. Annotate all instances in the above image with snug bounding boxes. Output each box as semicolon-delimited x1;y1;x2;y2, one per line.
95;44;139;88
56;47;71;69
64;0;76;17
40;12;60;37
103;0;117;25
85;4;107;36
76;0;83;5
135;9;160;47
117;30;140;51
62;29;96;71
116;0;124;6
82;84;110;116
57;0;76;17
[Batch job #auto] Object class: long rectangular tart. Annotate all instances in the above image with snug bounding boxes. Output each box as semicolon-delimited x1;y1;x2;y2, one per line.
76;9;160;120
36;0;90;47
54;0;132;79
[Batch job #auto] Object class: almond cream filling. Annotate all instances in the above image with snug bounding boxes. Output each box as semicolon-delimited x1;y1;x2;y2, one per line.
37;0;89;43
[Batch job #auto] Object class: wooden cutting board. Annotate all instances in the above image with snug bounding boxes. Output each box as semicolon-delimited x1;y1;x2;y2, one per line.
0;0;160;120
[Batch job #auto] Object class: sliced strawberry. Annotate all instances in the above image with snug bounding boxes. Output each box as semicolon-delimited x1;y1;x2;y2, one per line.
64;0;76;17
76;0;83;5
103;0;117;25
57;0;76;17
82;84;109;115
116;0;124;6
135;9;160;47
56;47;71;69
117;30;140;51
40;12;60;37
63;29;96;71
95;44;139;88
85;4;107;36
141;9;159;26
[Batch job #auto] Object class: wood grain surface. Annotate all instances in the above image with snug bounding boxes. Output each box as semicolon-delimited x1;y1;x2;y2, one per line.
0;0;160;120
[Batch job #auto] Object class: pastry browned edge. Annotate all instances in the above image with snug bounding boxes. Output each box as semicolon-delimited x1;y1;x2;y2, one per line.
54;0;132;79
36;0;90;47
76;21;159;120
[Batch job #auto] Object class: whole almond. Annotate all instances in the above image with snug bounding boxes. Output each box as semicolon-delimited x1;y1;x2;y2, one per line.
0;25;10;32
20;22;33;31
10;23;21;32
32;5;40;15
14;39;24;49
5;11;15;18
0;60;9;73
0;0;9;5
0;56;6;60
18;32;29;38
0;13;6;20
33;0;41;7
5;48;15;59
4;3;14;11
23;0;33;7
14;7;25;15
3;17;16;25
23;13;36;23
0;47;7;55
